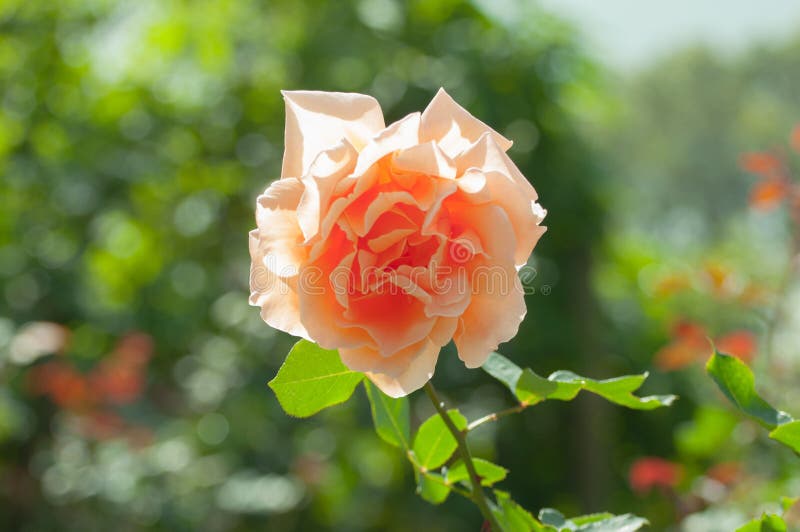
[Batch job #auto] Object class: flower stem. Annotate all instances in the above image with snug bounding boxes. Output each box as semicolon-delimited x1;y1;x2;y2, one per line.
467;404;528;432
423;381;501;532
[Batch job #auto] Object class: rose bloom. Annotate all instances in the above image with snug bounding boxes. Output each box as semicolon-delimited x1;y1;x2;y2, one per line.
250;89;546;397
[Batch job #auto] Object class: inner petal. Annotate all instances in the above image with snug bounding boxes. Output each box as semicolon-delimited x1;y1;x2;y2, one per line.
341;290;434;355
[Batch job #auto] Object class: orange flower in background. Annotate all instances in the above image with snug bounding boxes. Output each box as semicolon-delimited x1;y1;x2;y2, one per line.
654;321;712;371
715;330;756;363
654;320;756;370
791;125;800;152
739;151;781;176
249;89;546;397
749;179;788;211
629;457;683;495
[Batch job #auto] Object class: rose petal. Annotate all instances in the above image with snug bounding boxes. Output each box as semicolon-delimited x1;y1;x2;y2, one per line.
420;88;512;158
365;342;439;398
353;112;422;176
282;90;385;178
254;178;306;278
454;272;526;367
392;141;457;179
342;288;435;355
297;139;358;241
249;230;310;340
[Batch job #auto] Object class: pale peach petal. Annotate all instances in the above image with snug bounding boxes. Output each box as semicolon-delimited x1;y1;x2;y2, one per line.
481;171;546;267
254;178;306;277
453;135;546;265
353;112;421;176
392;141;456;179
364;339;440;398
454;272;526;368
428;316;458;346
296;138;358;241
456;168;490;200
445;201;517;265
248;230;310;340
281;90;384;178
420;88;512;158
455;132;537;201
339;317;453;377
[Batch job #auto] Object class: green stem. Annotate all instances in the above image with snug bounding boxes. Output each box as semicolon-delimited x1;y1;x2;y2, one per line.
467;404;528;432
424;381;501;532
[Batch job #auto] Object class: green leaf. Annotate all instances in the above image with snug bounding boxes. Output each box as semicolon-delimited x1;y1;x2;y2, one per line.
416;472;450;504
770;420;800;454
493;490;550;532
736;514;787;532
781;496;798;514
364;380;410;449
484;352;676;411
539;508;648;532
412;409;468;470
574;514;649;531
483;352;524;392
706;352;793;429
570;513;614;525
268;340;363;417
516;368;676;410
539;508;568;528
446;458;508;487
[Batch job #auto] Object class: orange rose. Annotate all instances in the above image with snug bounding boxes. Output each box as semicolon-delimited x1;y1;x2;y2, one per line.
250;89;546;397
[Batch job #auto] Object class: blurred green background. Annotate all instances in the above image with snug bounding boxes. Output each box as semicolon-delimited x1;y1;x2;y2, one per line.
1;0;799;530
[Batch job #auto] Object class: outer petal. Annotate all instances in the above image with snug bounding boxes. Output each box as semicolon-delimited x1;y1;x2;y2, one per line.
455;134;546;266
454;272;526;368
296;138;359;242
281;90;385;178
353;112;421;176
254;178;306;277
392;141;456;179
420;88;512;158
362;339;440;398
249;230;310;340
456;132;538;202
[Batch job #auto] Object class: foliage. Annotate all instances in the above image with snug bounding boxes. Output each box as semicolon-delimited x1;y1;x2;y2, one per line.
706;351;799;454
269;341;669;530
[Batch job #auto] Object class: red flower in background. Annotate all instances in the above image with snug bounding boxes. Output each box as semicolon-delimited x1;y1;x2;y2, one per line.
715;331;756;363
654;320;756;371
90;332;152;405
654;321;711;371
739;151;782;176
26;331;153;442
629;457;683;495
28;362;92;410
